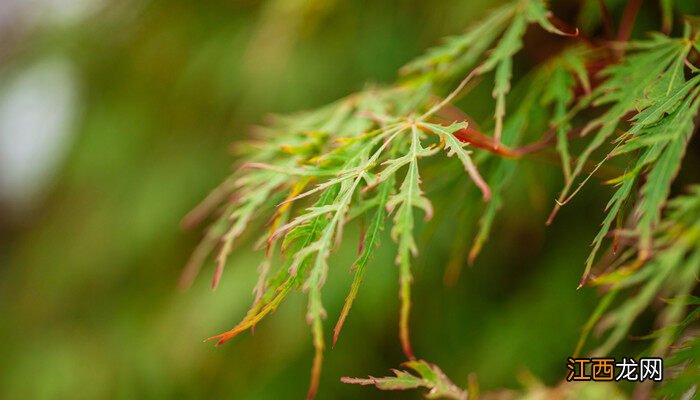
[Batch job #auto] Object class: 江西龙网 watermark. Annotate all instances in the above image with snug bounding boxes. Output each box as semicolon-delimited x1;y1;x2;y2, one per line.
566;357;663;382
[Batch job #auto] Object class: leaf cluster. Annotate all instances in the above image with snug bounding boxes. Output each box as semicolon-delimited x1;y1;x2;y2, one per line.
185;0;700;398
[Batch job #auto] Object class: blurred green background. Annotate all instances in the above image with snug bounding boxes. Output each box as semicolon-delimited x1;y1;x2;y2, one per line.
1;0;671;398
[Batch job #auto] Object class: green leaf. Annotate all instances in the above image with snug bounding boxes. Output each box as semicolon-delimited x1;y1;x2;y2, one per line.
420;121;490;200
550;34;691;221
526;0;578;36
332;177;394;346
400;3;516;77
481;15;526;146
385;126;434;358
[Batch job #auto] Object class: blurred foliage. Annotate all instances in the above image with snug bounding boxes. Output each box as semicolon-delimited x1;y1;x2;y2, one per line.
0;0;698;399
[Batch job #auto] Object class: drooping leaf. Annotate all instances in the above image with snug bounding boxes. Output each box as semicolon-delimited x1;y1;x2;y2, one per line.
341;360;467;400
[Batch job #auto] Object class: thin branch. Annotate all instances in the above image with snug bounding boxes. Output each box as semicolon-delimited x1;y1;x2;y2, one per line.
616;0;642;51
597;0;615;40
420;64;484;120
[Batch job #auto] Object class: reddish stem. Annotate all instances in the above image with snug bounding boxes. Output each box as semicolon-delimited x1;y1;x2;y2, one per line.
597;0;615;40
617;0;642;48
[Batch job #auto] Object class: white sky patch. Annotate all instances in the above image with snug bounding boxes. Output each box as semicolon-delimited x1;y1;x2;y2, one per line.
0;58;79;214
0;0;106;31
29;0;105;26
